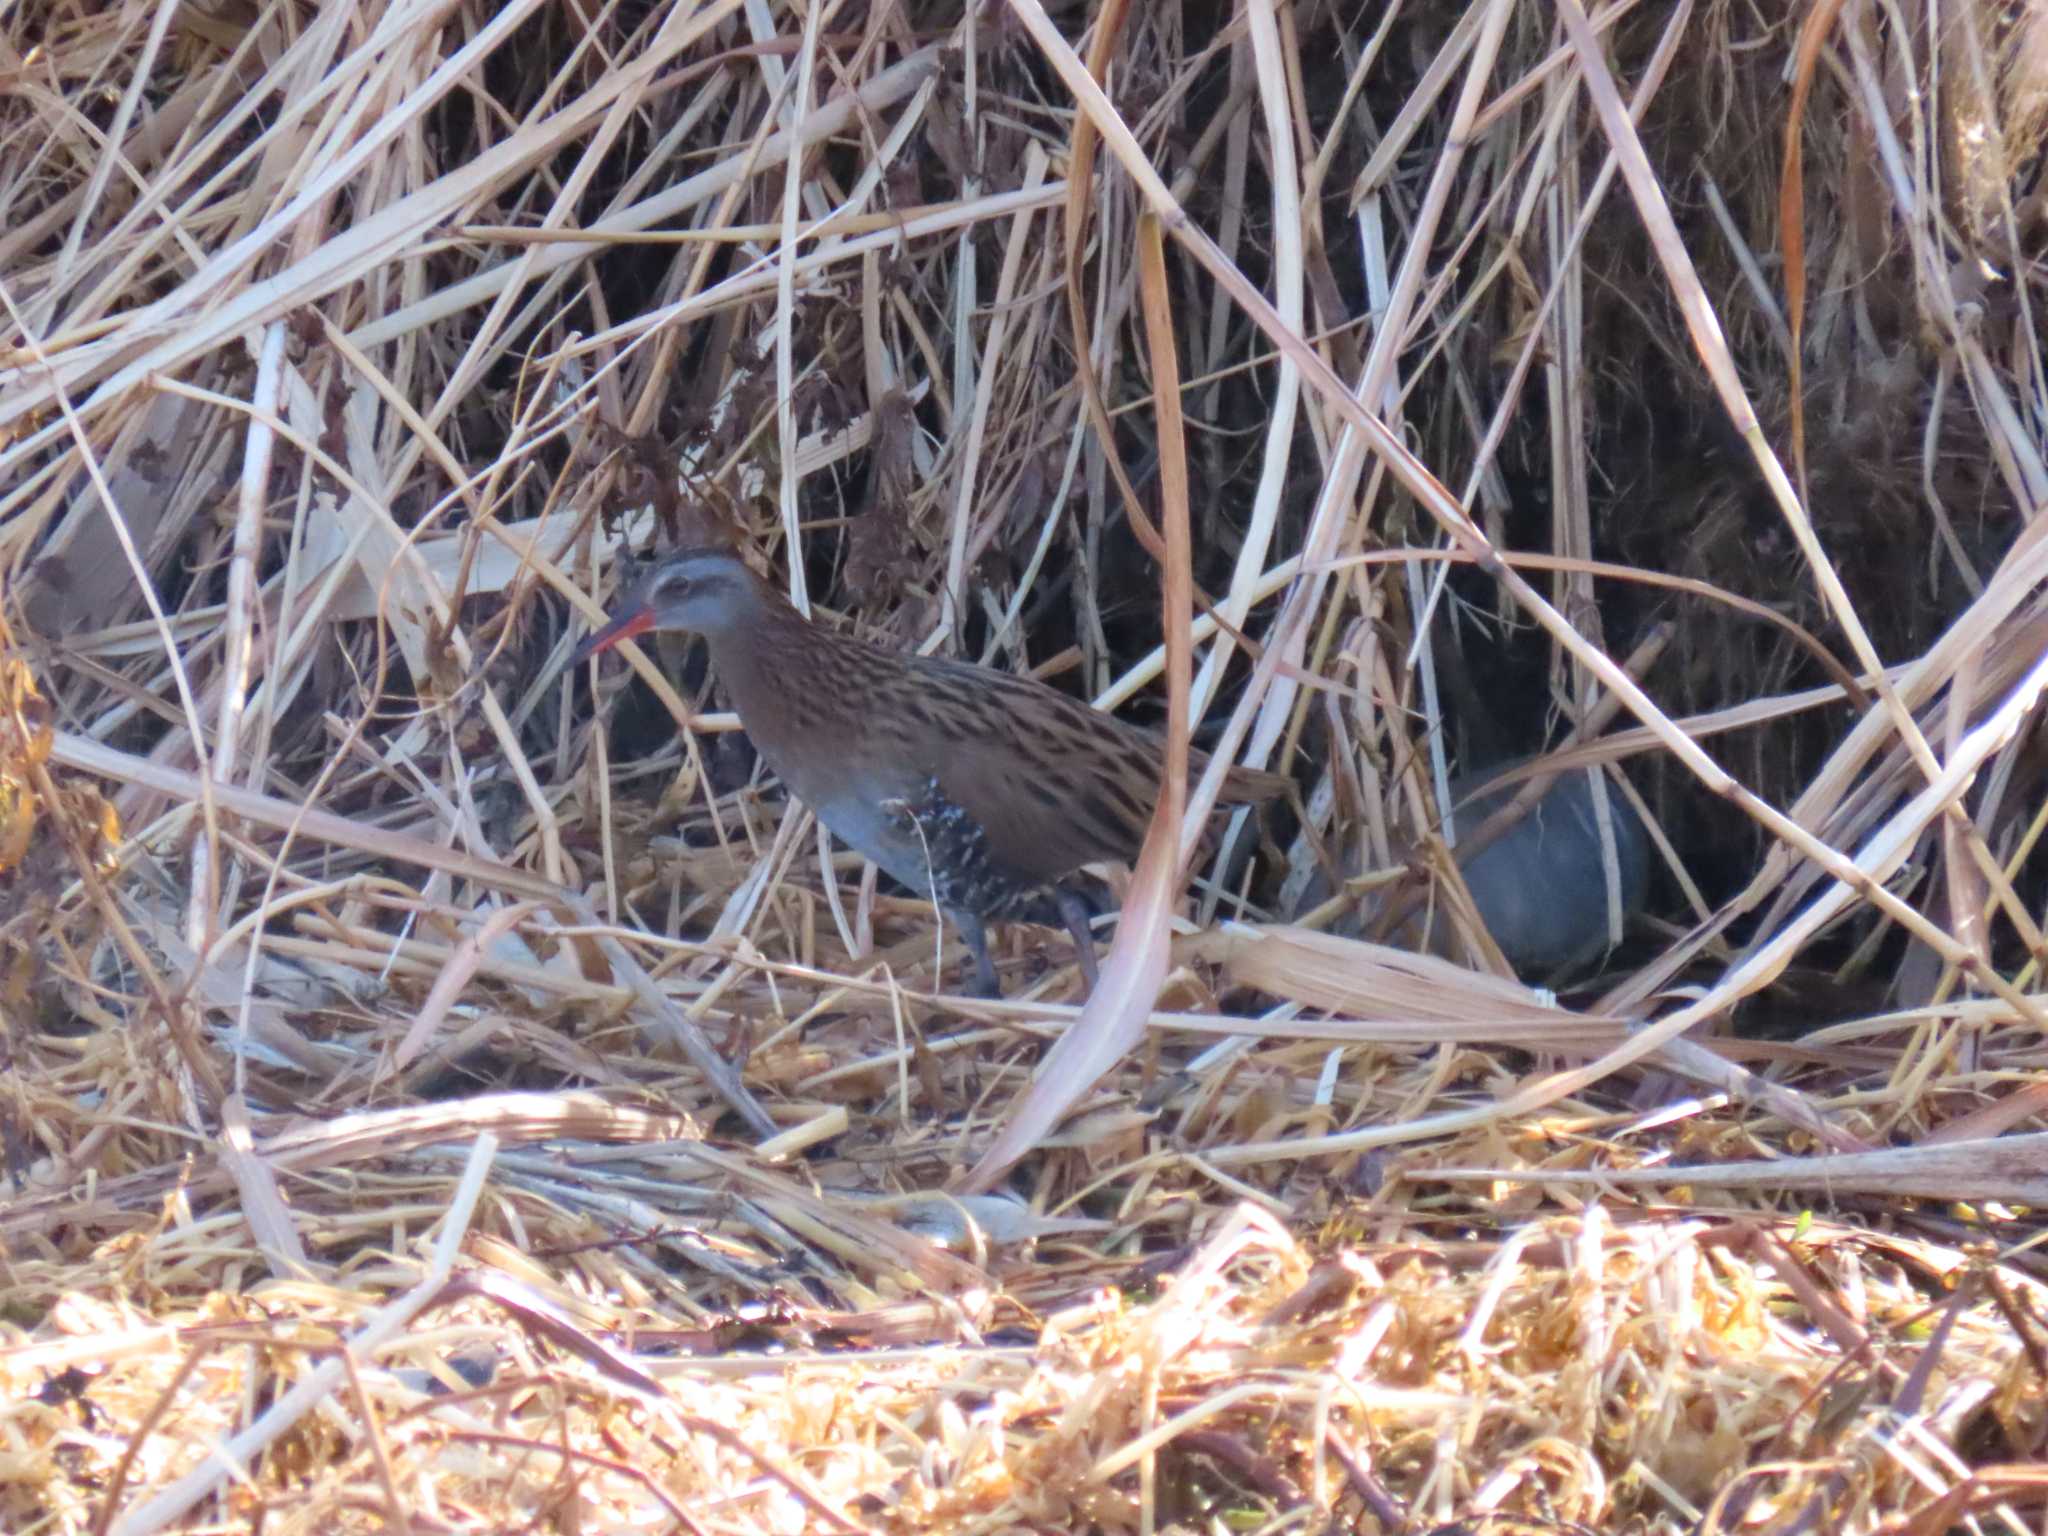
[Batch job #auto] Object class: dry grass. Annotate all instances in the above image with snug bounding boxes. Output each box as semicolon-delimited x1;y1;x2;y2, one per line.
4;0;2048;1531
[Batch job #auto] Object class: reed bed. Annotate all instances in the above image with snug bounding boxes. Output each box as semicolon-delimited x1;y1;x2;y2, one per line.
3;1;2046;1531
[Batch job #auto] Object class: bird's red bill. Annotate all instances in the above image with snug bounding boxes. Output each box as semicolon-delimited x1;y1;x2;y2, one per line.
569;606;653;667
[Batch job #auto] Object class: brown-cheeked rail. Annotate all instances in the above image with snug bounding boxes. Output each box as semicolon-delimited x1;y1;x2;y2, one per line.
571;547;1287;996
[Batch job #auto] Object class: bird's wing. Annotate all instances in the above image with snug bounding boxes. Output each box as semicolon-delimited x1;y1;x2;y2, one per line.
873;655;1162;883
874;653;1288;882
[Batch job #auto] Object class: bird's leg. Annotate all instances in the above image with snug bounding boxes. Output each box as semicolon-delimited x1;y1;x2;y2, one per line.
1052;885;1101;992
949;909;1003;998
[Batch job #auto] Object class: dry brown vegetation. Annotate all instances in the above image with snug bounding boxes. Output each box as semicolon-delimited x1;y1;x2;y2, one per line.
4;0;2048;1531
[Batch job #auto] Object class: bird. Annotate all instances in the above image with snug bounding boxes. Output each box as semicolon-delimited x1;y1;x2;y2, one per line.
570;546;1287;996
1300;758;1649;976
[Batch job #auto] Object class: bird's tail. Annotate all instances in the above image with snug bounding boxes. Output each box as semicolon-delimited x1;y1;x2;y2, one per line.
1217;762;1291;804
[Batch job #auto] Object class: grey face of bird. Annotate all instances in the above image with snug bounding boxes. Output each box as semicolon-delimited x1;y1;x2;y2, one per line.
570;549;761;664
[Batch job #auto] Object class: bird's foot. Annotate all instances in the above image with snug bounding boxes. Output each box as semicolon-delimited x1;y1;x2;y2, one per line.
949;909;1005;999
1053;884;1102;995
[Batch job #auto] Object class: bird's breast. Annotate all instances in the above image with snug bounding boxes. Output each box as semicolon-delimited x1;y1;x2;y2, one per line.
808;787;932;892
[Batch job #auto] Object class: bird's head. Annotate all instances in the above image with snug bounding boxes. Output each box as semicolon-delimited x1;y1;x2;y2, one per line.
569;547;765;664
